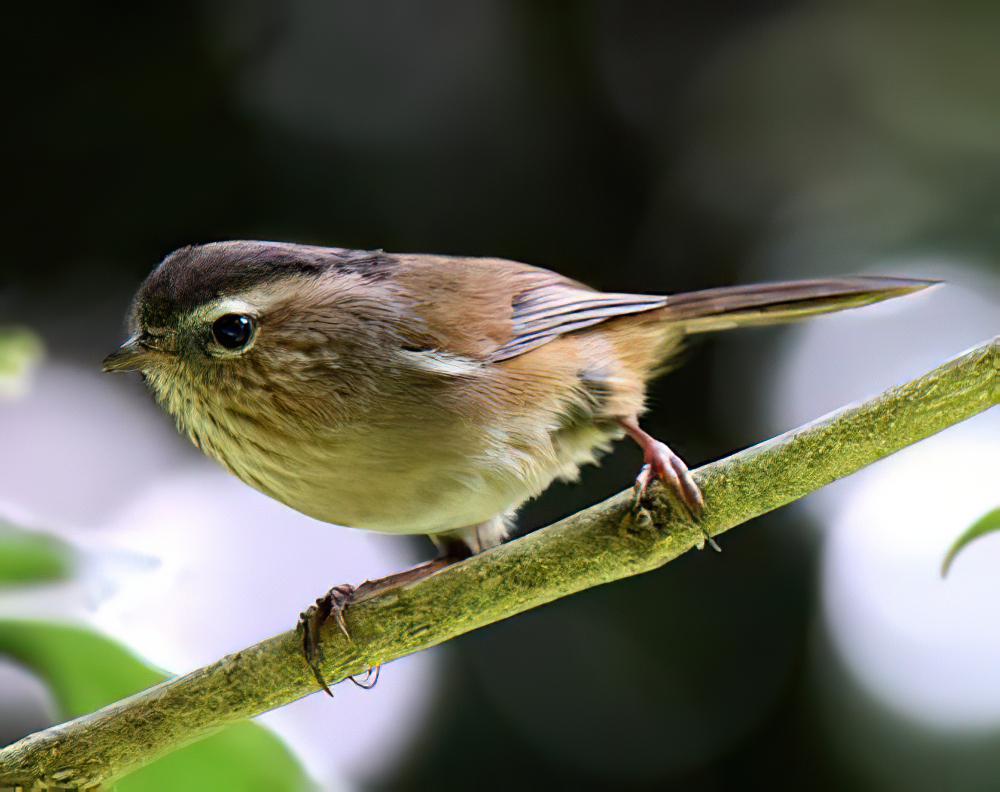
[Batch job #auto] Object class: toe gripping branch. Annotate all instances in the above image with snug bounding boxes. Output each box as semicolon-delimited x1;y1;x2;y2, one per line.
620;417;720;552
297;555;458;696
298;584;380;697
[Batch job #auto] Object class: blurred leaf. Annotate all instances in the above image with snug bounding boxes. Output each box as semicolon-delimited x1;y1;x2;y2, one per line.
0;526;74;586
0;327;43;397
0;621;313;791
941;507;1000;577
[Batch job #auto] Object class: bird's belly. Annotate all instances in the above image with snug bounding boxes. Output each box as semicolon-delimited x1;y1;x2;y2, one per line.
214;418;619;536
244;445;522;535
288;468;517;536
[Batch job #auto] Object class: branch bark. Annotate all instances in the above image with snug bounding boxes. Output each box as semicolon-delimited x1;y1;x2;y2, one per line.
2;338;996;789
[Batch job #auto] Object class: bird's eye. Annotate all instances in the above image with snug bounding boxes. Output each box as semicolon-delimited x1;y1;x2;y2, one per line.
212;314;254;350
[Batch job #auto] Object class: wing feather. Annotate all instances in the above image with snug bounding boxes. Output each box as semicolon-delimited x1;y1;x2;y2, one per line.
393;255;668;363
493;283;666;361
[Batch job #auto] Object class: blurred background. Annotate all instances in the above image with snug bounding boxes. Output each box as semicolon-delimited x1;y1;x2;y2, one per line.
2;2;998;790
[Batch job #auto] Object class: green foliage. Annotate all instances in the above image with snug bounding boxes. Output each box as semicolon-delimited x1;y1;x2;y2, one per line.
0;621;163;718
0;526;313;790
0;327;43;395
941;507;1000;577
124;723;314;792
0;622;313;791
0;526;74;586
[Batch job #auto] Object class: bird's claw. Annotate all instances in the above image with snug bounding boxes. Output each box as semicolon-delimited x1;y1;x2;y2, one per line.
296;558;461;695
298;583;356;696
631;440;720;552
348;664;381;690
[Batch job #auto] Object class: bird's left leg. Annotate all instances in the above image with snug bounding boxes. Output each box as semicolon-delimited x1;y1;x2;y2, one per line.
618;416;706;518
298;554;463;696
297;520;513;696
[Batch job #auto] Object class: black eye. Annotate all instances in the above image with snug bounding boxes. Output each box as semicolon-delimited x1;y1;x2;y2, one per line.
212;314;254;350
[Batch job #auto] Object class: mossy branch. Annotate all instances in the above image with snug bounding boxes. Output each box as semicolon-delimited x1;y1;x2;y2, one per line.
1;338;996;789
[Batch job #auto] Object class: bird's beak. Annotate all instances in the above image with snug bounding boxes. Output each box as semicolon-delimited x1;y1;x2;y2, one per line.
102;337;154;373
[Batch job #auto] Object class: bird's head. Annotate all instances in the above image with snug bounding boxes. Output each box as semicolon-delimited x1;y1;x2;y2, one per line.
104;240;399;430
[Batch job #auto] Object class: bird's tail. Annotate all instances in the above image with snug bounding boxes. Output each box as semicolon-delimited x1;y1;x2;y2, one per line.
660;276;938;335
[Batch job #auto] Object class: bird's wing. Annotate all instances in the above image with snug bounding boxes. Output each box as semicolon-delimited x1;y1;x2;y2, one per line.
393;254;666;362
491;280;666;361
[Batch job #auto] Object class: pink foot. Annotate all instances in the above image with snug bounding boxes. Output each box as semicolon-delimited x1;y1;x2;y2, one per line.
618;417;719;552
633;438;705;517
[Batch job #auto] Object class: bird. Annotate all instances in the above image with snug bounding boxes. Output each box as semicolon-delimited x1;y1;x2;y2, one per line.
103;240;934;691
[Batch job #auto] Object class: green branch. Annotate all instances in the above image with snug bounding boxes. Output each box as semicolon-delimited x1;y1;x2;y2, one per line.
1;337;996;789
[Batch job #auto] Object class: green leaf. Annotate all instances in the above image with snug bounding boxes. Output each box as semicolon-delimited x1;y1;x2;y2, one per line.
941;507;1000;577
0;526;74;586
0;621;313;791
0;327;43;396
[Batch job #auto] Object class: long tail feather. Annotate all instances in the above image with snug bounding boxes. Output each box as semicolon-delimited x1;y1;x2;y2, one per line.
662;276;939;334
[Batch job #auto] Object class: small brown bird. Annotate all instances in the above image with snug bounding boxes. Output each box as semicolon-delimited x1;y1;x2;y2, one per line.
104;241;932;690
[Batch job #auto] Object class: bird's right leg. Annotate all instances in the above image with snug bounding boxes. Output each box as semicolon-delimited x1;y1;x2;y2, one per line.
619;416;704;516
618;416;720;551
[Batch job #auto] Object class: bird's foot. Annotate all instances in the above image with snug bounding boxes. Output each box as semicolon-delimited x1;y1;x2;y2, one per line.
297;556;458;696
619;417;719;551
298;583;359;696
633;441;704;517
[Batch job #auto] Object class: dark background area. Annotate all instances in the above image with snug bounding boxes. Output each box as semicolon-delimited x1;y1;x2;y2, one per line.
3;2;999;790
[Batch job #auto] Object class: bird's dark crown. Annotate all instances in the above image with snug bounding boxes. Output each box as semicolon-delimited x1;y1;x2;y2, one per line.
134;240;395;329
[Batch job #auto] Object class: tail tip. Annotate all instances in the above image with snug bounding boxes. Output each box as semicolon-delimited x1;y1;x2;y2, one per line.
863;275;944;295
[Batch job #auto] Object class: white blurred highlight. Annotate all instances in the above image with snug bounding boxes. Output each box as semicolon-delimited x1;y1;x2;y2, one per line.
822;430;1000;727
0;365;187;528
766;261;1000;730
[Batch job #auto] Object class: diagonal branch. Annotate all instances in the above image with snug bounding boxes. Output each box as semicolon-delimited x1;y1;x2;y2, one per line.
1;338;996;789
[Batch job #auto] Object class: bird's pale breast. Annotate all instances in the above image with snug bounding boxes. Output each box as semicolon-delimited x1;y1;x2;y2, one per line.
150;346;628;536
